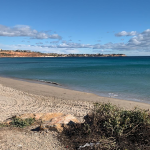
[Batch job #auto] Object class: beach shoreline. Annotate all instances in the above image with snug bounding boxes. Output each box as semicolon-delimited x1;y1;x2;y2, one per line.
0;76;150;149
0;76;150;110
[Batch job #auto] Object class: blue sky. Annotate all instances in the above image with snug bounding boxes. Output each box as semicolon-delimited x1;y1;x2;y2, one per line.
0;0;150;56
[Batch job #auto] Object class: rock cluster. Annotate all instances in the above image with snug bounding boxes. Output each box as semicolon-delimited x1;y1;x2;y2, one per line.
3;113;79;132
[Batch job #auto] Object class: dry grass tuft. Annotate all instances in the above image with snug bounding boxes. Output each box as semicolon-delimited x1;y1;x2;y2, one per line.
58;103;150;150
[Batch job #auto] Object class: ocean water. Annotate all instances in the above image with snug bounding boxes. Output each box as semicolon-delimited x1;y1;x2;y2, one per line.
0;57;150;103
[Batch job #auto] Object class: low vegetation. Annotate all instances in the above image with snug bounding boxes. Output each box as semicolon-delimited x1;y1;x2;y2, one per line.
10;118;35;128
59;103;150;150
0;123;8;127
1;102;150;149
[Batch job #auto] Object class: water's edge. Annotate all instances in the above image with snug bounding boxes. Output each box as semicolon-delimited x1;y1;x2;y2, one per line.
0;57;150;104
0;75;149;105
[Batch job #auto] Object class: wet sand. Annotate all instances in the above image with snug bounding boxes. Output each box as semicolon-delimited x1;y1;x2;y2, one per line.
0;76;150;110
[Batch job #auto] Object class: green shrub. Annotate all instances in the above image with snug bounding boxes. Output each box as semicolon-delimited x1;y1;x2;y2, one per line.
0;123;7;127
93;103;150;136
59;103;150;150
11;118;35;128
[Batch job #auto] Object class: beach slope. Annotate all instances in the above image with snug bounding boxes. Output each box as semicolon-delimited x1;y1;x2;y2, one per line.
0;76;150;149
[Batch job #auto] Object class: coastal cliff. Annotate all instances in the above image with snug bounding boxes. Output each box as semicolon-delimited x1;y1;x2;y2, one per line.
0;50;126;57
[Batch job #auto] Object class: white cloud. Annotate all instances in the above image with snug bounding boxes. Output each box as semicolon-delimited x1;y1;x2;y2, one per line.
115;31;137;37
0;43;79;54
127;29;150;49
57;42;92;48
40;42;92;49
0;24;62;39
33;28;150;52
1;28;150;54
92;29;150;51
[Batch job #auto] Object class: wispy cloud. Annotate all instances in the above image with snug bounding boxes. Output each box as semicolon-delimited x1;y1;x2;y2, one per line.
38;29;150;51
0;43;79;54
91;29;150;51
0;24;62;39
94;29;150;50
1;28;150;54
46;42;93;49
115;31;137;37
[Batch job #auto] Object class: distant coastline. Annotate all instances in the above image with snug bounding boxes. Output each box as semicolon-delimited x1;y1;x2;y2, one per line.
0;49;126;57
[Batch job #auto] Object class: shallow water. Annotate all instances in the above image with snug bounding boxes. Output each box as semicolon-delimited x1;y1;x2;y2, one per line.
0;57;150;103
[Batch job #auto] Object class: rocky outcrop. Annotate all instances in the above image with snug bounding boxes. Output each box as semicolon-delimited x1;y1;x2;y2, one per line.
39;114;79;132
3;113;79;132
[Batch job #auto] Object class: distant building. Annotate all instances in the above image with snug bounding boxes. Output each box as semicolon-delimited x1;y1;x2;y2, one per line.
24;50;31;52
0;49;2;51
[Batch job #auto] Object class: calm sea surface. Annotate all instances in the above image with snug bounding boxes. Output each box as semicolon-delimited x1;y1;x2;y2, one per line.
0;57;150;103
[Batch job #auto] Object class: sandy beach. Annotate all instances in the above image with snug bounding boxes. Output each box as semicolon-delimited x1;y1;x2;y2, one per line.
0;76;150;150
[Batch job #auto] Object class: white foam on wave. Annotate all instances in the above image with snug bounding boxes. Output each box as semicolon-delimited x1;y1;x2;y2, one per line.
108;93;118;97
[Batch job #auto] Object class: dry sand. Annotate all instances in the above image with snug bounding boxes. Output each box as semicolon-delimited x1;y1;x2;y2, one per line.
0;76;150;150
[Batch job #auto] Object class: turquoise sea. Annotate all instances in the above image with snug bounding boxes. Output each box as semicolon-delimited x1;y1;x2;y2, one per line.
0;57;150;103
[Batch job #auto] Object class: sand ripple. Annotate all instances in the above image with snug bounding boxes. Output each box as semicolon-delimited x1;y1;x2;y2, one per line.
0;84;92;150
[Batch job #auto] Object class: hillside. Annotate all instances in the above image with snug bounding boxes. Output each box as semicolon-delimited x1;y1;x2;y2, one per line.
0;50;126;57
0;50;46;57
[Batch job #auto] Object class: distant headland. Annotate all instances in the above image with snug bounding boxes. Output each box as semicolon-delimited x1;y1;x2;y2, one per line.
0;49;126;57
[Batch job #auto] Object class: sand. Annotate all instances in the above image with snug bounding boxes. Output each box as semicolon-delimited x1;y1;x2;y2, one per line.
0;76;150;150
